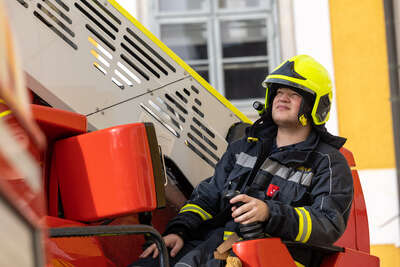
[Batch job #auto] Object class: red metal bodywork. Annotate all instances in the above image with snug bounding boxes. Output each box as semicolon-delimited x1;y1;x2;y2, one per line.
334;148;370;254
32;104;87;217
232;238;297;267
32;104;87;142
31;105;115;266
52;123;157;221
32;105;173;267
320;248;380;267
45;216;115;267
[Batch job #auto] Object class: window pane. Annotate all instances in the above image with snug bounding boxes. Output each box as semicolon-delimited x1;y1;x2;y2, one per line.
224;62;268;100
192;65;209;82
161;23;208;60
221;19;267;58
219;0;266;9
159;0;208;12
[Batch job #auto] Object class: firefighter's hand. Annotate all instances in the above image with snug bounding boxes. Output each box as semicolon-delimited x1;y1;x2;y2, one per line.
139;234;184;259
231;194;269;224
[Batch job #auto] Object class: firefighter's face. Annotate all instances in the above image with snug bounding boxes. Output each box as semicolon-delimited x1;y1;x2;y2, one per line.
271;87;302;127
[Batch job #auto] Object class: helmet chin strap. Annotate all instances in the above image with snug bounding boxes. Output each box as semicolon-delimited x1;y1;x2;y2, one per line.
298;98;309;126
298;114;308;126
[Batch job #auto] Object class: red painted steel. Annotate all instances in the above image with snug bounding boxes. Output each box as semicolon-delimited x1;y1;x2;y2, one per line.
337;147;370;253
31;104;87;142
339;147;355;167
45;216;115;267
352;170;371;253
30;106;163;266
320;248;379;267
31;104;87;216
52;123;157;222
334;201;357;250
334;147;358;250
232;238;297;267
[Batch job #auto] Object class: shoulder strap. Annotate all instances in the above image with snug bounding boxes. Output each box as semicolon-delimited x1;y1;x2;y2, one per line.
237;139;272;194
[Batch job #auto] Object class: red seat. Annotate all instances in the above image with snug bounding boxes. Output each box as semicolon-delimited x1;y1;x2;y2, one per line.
232;147;380;267
51;123;162;221
320;147;379;267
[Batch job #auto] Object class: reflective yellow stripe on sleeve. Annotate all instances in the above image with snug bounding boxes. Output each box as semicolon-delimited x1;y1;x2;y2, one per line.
223;231;234;241
179;203;213;221
294;207;312;243
294;261;306;267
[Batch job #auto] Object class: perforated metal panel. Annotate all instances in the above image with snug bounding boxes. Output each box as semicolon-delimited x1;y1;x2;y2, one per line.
5;0;249;186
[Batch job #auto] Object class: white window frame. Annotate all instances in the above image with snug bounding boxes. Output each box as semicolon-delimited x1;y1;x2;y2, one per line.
155;17;216;87
150;0;281;112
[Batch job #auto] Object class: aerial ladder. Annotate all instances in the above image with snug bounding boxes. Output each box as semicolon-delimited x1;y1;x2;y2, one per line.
6;0;248;190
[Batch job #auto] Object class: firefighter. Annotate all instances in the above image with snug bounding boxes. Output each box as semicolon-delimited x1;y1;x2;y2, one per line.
130;55;353;267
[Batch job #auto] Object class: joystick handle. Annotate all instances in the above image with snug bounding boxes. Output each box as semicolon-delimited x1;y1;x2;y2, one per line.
224;190;245;209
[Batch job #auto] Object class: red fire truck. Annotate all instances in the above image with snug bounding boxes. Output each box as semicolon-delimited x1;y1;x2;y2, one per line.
0;0;380;266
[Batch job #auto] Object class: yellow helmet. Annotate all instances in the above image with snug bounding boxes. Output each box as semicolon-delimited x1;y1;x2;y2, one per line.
262;55;332;125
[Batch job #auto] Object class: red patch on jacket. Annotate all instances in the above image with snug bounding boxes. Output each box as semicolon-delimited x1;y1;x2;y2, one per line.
267;184;280;197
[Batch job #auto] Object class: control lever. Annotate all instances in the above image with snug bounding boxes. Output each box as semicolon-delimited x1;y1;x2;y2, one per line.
224;189;244;209
224;189;265;240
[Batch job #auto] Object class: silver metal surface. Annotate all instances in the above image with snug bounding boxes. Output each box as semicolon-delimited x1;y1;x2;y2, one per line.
87;77;234;186
5;0;243;186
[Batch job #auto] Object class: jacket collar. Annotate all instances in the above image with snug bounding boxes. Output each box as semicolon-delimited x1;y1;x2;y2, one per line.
245;115;347;165
313;124;347;149
269;130;319;165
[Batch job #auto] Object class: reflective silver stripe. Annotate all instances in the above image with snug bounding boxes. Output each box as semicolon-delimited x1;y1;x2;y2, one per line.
261;158;313;187
261;158;291;177
289;171;313;186
235;152;257;168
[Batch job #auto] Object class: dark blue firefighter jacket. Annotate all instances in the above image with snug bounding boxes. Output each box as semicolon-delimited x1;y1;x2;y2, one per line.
164;119;354;266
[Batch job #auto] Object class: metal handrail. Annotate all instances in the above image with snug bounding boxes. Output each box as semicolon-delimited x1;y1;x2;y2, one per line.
49;224;169;267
